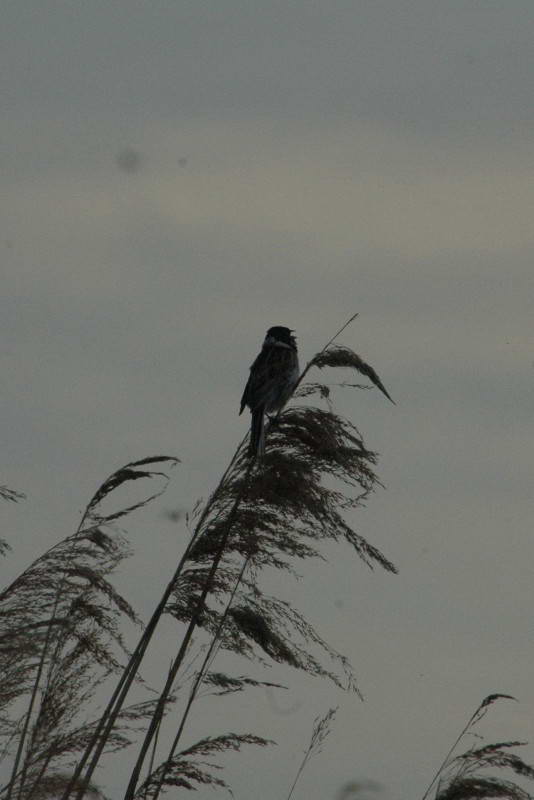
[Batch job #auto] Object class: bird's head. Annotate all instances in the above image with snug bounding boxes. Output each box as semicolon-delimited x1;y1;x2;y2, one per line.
265;326;296;346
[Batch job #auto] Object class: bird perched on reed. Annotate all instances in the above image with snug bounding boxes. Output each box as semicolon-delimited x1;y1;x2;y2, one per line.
240;326;300;457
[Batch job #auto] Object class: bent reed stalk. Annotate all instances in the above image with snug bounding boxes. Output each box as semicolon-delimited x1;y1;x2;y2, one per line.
140;313;377;800
123;313;396;799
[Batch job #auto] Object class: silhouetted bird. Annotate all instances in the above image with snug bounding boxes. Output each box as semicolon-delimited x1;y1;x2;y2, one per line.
240;326;300;457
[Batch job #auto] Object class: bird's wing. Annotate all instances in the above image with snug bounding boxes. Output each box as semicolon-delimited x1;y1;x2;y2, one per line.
241;345;295;413
240;348;270;413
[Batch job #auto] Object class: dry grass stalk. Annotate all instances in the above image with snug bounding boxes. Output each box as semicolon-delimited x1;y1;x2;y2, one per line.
422;694;534;800
287;707;338;800
134;733;274;798
0;457;177;800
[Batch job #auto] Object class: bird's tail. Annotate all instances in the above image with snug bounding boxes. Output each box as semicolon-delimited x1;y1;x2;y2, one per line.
250;408;265;457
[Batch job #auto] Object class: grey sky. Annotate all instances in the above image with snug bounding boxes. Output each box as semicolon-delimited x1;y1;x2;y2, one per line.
2;2;534;798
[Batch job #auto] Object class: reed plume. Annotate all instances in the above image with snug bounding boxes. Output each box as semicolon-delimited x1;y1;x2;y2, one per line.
423;694;534;800
0;457;177;800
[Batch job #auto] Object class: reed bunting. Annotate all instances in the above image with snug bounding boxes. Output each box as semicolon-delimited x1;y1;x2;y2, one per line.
240;326;300;457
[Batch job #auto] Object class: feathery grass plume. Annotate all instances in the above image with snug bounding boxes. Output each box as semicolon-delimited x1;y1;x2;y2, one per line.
16;772;106;800
200;672;286;697
134;733;274;798
0;457;177;800
123;317;395;799
2;699;168;800
0;485;25;556
434;741;534;800
311;346;395;404
287;707;338;800
0;487;25;504
421;694;534;800
435;777;532;800
169;402;396;676
295;381;332;403
170;569;359;688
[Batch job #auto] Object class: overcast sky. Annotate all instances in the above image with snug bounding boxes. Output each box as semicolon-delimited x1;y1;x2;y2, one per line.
2;2;534;798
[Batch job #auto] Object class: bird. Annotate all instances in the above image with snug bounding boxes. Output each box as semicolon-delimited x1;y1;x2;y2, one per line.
240;326;300;457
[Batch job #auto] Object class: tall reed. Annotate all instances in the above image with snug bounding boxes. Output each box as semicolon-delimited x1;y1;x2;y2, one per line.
3;316;401;798
117;316;397;799
0;458;177;800
423;694;534;800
